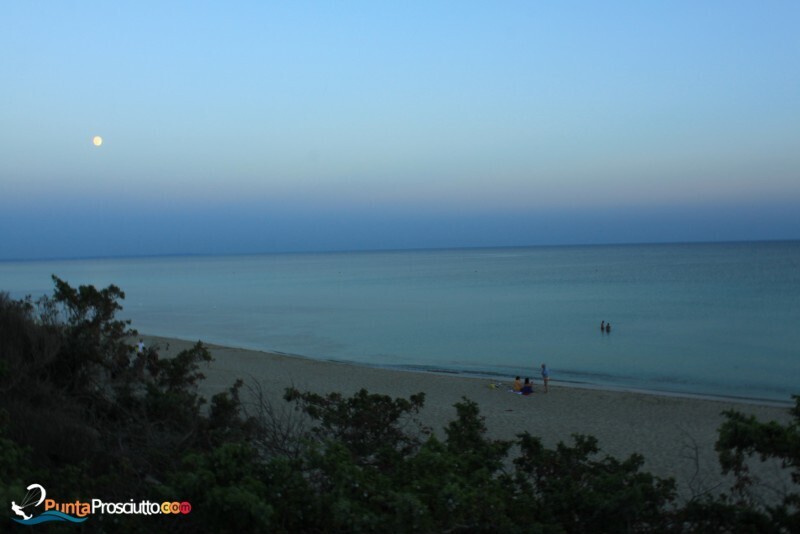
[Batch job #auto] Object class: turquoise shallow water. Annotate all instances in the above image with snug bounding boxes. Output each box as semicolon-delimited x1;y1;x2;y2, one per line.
2;241;799;403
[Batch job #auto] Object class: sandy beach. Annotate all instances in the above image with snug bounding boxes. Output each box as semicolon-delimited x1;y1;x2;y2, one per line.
145;335;794;502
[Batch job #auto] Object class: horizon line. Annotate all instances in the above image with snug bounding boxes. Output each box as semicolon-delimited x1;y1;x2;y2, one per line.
2;237;799;264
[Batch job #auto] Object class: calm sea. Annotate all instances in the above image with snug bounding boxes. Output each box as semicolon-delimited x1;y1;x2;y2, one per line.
2;241;798;403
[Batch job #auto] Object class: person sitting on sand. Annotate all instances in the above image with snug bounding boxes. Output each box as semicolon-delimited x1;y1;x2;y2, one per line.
512;376;522;392
521;377;534;396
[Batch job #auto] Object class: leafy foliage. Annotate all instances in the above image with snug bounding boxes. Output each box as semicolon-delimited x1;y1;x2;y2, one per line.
48;274;136;388
284;387;429;468
704;395;800;531
514;433;676;532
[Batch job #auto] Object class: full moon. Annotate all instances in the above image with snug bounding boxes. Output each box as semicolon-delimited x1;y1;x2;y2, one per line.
92;136;103;147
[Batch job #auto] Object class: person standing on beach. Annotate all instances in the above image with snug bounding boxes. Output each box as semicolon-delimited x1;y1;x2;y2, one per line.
541;364;550;393
132;338;145;370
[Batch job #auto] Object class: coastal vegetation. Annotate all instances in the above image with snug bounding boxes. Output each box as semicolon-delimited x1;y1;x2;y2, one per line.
1;277;798;532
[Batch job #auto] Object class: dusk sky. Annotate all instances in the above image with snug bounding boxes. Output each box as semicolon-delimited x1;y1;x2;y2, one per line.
2;2;799;260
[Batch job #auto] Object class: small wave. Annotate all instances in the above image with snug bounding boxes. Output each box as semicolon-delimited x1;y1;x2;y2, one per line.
14;510;88;525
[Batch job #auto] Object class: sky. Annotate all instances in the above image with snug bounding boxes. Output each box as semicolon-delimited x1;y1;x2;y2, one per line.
2;1;799;260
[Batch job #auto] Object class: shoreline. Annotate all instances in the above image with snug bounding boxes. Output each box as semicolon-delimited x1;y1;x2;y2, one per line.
143;335;794;502
355;362;795;408
154;335;793;408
